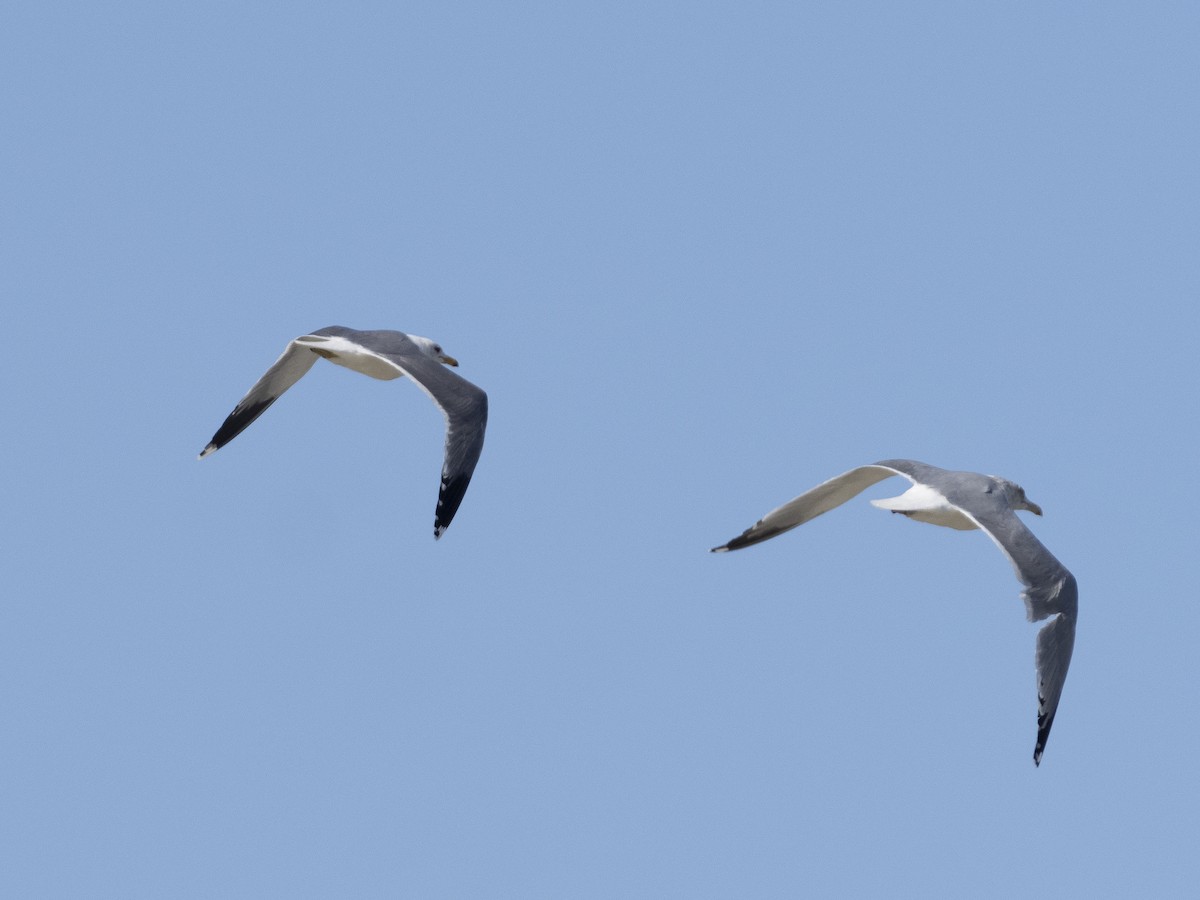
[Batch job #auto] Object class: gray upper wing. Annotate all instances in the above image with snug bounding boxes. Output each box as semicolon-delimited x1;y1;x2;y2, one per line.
872;458;953;487
953;502;1078;766
352;332;489;539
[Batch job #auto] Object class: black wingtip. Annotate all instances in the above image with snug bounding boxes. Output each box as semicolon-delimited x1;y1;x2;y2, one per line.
1034;708;1054;767
712;526;785;553
202;398;275;458
433;472;473;539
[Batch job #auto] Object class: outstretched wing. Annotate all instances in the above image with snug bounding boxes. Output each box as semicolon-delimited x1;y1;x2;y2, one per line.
341;333;489;540
198;335;324;458
711;463;911;552
953;504;1078;766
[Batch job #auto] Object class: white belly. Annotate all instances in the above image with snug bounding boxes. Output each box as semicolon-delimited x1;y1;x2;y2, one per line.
299;335;406;381
869;483;978;531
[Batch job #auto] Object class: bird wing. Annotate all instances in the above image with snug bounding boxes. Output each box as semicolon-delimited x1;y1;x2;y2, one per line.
198;335;323;458
336;333;489;540
949;503;1078;766
711;463;912;552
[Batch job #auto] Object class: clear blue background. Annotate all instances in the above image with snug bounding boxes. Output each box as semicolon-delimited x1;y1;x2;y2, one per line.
4;2;1197;896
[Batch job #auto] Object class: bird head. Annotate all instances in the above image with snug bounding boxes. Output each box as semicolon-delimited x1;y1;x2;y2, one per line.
411;335;459;367
1012;483;1043;516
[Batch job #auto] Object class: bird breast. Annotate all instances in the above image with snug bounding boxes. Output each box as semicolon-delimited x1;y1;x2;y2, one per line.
869;483;979;531
310;344;405;381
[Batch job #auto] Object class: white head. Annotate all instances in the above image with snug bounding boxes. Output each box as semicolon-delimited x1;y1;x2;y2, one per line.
409;335;459;367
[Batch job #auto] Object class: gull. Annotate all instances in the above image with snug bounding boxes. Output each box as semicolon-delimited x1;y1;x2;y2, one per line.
199;326;488;539
712;459;1077;766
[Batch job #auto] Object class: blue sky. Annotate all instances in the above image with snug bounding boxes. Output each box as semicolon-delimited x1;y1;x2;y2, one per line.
4;2;1199;896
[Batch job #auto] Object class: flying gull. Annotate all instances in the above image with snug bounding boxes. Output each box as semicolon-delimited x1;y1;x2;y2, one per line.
199;326;488;539
712;459;1077;766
